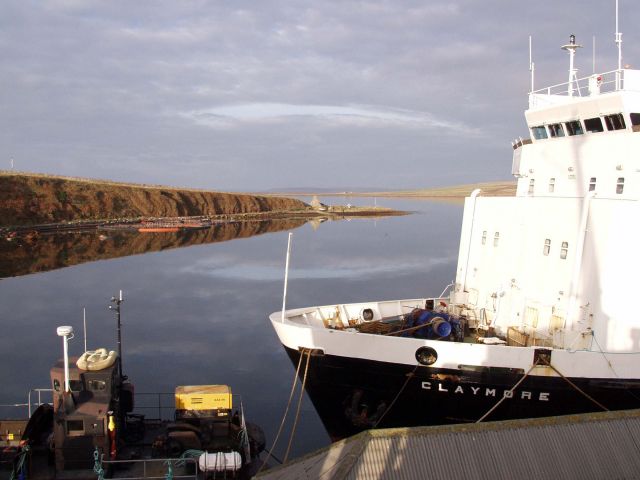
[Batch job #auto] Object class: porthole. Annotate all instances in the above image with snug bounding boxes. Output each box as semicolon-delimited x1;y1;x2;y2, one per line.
415;346;438;366
361;308;374;321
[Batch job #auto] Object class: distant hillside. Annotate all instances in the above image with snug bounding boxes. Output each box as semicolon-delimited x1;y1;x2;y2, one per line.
269;181;516;198
373;181;516;197
0;172;309;227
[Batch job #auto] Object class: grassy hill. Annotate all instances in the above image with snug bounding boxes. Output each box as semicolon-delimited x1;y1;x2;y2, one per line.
0;172;309;227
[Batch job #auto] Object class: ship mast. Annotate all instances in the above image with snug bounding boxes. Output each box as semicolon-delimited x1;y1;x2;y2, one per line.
561;34;582;97
615;0;623;90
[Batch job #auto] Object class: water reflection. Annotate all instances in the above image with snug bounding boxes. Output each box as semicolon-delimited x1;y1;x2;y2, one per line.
0;218;308;278
0;198;462;460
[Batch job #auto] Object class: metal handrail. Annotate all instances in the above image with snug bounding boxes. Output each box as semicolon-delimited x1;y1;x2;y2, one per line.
529;69;626;97
101;455;199;480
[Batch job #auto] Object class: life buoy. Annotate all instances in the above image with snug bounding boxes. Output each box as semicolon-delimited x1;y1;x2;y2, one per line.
76;348;118;371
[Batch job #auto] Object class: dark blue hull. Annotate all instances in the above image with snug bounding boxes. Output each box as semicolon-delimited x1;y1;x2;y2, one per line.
284;347;640;440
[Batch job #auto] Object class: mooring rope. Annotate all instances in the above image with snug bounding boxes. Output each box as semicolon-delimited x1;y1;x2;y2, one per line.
283;349;312;463
373;365;420;428
541;358;609;411
476;362;538;423
257;348;308;474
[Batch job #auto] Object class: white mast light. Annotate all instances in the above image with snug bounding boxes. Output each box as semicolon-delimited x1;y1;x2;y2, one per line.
56;325;75;393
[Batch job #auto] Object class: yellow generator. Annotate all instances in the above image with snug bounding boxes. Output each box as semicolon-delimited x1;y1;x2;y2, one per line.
159;385;241;457
175;385;232;418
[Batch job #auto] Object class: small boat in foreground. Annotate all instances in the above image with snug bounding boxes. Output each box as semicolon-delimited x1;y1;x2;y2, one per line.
269;18;640;440
2;305;265;479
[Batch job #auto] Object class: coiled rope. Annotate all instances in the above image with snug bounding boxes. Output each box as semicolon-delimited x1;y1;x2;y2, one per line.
93;447;105;480
9;445;30;480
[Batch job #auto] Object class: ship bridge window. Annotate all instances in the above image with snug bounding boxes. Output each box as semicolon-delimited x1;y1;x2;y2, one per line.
531;126;548;139
548;178;555;193
543;239;551;256
481;230;487;245
617;177;625;194
548;123;565;137
589;177;596;191
630;113;640;130
604;113;626;131
584;117;604;133
565;120;584;136
528;179;535;194
560;241;568;260
493;232;500;247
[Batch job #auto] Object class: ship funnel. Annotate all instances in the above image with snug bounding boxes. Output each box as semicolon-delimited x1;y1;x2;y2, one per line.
56;325;74;393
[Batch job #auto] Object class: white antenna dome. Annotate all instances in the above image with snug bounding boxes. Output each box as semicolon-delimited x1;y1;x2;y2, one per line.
57;325;74;337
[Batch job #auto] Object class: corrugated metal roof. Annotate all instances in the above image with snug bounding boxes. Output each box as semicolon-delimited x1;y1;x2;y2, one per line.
255;409;640;479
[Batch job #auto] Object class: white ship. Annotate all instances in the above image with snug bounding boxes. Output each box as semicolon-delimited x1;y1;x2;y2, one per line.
269;21;640;439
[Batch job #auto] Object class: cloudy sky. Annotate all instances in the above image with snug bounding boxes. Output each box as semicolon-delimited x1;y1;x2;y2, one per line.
2;1;638;192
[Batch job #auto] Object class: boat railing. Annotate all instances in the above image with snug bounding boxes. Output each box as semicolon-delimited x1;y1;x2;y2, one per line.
528;69;635;107
131;392;175;421
0;388;53;418
132;393;246;422
101;454;199;480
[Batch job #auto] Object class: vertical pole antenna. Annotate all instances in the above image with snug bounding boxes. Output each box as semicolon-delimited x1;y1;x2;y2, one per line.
529;36;535;93
281;232;293;323
83;307;87;352
615;0;623;89
592;36;596;73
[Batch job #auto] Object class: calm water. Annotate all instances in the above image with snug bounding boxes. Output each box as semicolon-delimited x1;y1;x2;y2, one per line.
0;198;463;459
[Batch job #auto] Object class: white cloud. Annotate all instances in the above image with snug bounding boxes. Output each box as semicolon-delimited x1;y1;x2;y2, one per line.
183;102;481;136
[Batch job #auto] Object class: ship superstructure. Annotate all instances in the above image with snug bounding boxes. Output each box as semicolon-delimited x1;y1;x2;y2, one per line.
268;29;640;440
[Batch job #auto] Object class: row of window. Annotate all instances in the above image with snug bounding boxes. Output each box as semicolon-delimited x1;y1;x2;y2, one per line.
481;231;499;247
480;232;570;259
531;112;640;140
527;177;625;194
543;239;569;259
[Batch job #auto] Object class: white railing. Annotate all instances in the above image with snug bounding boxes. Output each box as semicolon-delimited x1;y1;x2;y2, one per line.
528;69;637;108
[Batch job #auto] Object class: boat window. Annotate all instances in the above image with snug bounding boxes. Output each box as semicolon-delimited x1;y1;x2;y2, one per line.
589;177;596;191
604;113;626;131
630;113;640;126
88;379;106;391
543;239;551;256
528;179;535;194
548;123;565;137
565;120;584;136
481;231;487;245
560;241;568;259
548;178;555;193
66;420;84;434
493;232;500;247
584;117;604;133
531;126;547;139
617;177;624;194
